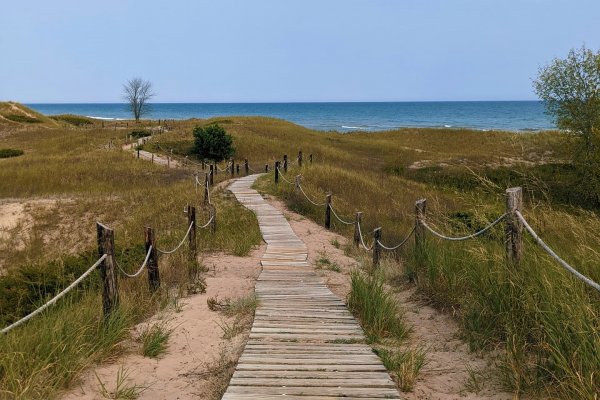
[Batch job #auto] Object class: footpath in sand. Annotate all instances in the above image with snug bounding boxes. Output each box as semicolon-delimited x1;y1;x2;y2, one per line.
224;175;400;399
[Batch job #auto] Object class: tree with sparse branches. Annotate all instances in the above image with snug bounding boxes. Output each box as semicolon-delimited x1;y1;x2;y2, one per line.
534;46;600;203
122;78;154;122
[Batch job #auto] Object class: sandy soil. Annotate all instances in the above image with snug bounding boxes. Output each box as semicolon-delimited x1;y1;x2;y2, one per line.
60;246;264;400
261;194;514;400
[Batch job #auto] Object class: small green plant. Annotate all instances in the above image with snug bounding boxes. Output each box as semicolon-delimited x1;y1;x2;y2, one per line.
138;323;171;358
376;347;426;392
0;148;24;158
347;270;408;342
96;366;147;399
316;252;341;272
463;364;485;394
192;123;234;161
217;318;245;340
330;238;341;249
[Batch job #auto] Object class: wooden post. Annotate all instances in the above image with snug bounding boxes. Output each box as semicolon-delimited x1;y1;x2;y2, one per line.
298;150;303;167
213;163;217;175
244;159;249;175
151;153;154;163
236;164;240;175
415;199;427;250
167;156;170;168
283;155;288;173
373;228;382;268
201;160;205;170
137;147;140;158
96;223;119;318
145;227;160;291
204;173;210;205
505;187;523;265
354;212;362;248
295;175;301;194
187;205;197;260
325;194;332;229
309;154;313;164
210;205;217;234
230;158;235;177
275;161;280;184
265;164;269;173
209;165;214;186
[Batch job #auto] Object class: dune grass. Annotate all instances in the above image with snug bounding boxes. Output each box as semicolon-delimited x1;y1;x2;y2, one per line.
0;118;261;398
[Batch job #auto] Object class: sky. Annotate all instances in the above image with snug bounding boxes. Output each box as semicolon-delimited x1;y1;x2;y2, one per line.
1;0;599;103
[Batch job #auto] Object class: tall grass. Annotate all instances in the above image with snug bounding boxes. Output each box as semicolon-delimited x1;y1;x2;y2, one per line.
0;121;261;398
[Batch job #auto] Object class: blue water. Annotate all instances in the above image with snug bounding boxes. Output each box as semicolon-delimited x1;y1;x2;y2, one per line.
27;101;553;132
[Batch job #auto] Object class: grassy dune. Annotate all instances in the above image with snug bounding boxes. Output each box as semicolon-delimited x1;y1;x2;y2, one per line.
0;112;261;398
147;116;597;398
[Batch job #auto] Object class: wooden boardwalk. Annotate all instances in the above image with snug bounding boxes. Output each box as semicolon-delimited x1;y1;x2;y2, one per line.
224;175;400;399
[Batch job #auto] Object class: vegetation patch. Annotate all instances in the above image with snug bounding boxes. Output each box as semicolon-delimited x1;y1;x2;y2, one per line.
375;346;426;392
0;148;24;158
130;130;152;139
5;114;41;123
139;322;172;358
50;114;94;126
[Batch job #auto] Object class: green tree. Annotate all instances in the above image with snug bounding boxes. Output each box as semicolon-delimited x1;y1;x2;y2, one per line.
192;123;234;161
533;46;600;202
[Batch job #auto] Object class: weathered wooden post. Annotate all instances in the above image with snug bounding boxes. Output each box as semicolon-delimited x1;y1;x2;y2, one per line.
201;160;205;170
265;164;269;173
236;164;240;175
96;223;119;318
187;205;197;261
137;147;140;158
415;199;427;250
209;205;217;234
298;150;303;167
230;158;235;177
325;194;332;229
167;156;170;168
209;165;214;186
309;154;313;164
244;159;249;175
283;155;288;173
505;187;523;265
275;161;280;184
213;163;217;175
373;227;382;268
295;175;301;194
354;212;363;248
204;173;210;205
145;227;160;291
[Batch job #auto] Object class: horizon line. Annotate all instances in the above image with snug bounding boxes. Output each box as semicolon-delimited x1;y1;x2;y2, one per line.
22;99;542;105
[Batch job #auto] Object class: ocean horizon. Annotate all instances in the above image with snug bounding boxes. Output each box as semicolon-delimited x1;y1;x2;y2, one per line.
26;101;554;132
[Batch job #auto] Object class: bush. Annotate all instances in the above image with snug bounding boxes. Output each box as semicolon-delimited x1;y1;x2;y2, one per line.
0;149;24;158
192;123;234;161
5;114;40;123
50;114;93;126
130;130;152;139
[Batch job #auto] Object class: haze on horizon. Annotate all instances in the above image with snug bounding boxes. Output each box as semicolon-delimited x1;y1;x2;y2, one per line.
1;0;599;104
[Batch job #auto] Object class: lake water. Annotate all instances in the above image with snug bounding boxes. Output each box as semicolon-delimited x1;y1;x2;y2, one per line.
27;101;554;132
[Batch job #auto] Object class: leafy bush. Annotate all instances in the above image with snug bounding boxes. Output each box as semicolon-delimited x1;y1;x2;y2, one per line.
193;123;234;161
50;114;93;126
5;114;41;123
0;149;24;158
130;130;152;139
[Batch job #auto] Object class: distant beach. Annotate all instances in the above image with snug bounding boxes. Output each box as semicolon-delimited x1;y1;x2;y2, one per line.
27;101;554;132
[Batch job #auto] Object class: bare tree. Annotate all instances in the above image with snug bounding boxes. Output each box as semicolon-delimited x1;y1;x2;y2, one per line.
122;78;154;121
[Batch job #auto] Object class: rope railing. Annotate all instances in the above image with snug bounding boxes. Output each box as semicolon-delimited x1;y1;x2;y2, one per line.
197;214;215;229
298;183;327;206
420;213;507;242
329;204;355;225
1;254;108;334
156;221;194;255
115;246;153;278
356;220;374;251
516;211;600;292
276;167;296;185
206;180;213;205
377;226;416;251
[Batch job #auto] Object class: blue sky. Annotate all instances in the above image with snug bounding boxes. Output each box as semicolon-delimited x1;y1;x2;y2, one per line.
1;0;599;103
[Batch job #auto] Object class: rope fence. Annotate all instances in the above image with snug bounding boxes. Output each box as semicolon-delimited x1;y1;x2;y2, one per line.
1;254;108;334
420;213;507;242
156;221;194;255
116;245;153;278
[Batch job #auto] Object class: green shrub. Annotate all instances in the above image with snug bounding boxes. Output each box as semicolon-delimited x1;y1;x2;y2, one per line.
50;114;93;126
130;130;152;139
5;114;41;123
192;123;234;161
0;149;24;158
